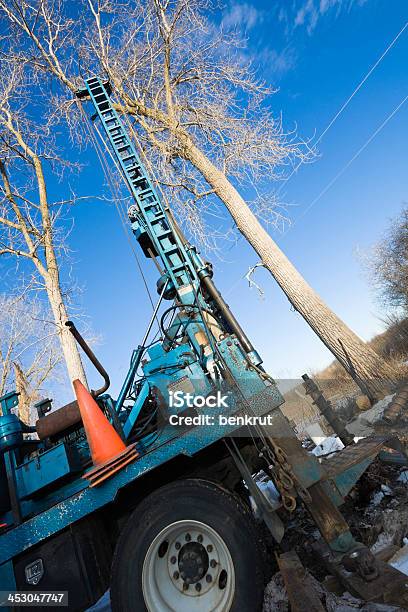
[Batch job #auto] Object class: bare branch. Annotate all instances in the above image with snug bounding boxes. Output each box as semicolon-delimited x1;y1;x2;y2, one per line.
0;291;63;421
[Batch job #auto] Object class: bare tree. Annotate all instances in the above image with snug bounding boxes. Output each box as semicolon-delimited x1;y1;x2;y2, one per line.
0;293;62;424
0;56;87;388
370;205;408;313
0;0;395;400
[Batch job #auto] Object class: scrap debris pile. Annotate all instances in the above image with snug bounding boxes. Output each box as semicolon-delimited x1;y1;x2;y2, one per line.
263;390;408;612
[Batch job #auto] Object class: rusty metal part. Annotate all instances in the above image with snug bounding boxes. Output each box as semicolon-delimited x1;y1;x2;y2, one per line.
260;409;326;491
383;383;408;423
225;439;285;543
265;441;297;512
35;401;80;440
340;557;408;607
321;435;388;479
314;539;408;608
277;551;325;612
302;374;354;445
343;548;379;581
84;444;138;487
265;439;312;512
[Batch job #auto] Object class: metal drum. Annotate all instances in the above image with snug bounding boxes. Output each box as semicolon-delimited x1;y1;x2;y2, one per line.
0;414;23;454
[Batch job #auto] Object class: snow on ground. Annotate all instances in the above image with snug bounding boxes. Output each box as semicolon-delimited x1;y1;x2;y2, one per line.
263;407;408;612
88;393;406;612
398;470;408;484
309;394;395;456
312;435;344;457
369;496;408;554
389;544;408;576
346;395;395;438
262;570;404;611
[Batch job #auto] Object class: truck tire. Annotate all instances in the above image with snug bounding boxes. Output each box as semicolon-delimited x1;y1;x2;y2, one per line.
110;478;265;611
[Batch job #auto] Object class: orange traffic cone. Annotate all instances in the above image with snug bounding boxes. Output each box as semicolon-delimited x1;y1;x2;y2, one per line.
73;379;126;466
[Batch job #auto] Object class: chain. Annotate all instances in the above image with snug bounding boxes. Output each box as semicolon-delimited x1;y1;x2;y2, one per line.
260;440;312;512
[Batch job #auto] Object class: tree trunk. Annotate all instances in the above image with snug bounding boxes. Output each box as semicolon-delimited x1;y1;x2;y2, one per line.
45;277;88;388
31;155;88;391
182;139;395;400
13;362;38;425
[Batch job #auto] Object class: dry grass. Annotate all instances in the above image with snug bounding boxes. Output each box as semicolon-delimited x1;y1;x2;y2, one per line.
314;317;408;399
282;317;408;432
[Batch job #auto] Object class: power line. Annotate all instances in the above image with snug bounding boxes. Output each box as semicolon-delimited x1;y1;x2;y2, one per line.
225;92;408;296
277;20;408;195
287;93;408;231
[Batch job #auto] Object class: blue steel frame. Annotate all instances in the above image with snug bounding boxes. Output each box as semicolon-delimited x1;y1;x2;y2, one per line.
0;77;387;596
84;77;198;296
0;385;282;565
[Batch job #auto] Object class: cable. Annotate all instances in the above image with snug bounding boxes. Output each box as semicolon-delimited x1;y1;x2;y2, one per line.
81;108;145;291
159;303;225;345
287;93;408;231
189;282;273;458
224;92;408;297
224;23;408;296
277;20;408;195
88;115;158;312
80;92;288;464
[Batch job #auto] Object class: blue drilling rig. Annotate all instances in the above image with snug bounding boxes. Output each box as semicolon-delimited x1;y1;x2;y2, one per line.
0;77;406;611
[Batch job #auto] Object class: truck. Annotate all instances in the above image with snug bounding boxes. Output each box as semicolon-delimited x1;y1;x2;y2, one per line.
0;76;407;611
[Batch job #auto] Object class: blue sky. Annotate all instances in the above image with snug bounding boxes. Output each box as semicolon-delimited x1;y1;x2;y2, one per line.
205;0;408;375
70;0;408;399
3;0;407;403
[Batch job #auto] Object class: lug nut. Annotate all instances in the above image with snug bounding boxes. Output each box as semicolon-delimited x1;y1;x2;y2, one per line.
207;544;213;552
175;542;181;550
185;533;191;542
206;574;212;583
195;582;202;592
183;583;189;591
173;571;179;580
197;534;203;543
210;559;217;568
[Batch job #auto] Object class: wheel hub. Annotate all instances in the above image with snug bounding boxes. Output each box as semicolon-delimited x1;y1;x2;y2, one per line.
143;519;235;611
168;529;218;595
178;541;209;584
